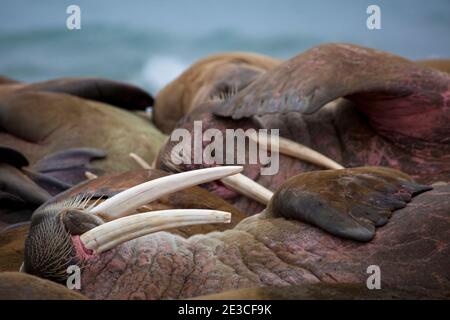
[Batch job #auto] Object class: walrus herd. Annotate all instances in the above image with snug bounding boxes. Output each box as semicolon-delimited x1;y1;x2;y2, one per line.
0;43;449;300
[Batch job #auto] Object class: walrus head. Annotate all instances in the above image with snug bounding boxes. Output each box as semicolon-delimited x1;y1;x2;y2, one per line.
23;166;242;282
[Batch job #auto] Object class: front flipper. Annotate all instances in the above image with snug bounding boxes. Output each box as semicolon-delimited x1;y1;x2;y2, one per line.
29;148;107;187
0;146;29;168
0;164;51;226
266;167;431;241
213;43;450;144
23;77;154;110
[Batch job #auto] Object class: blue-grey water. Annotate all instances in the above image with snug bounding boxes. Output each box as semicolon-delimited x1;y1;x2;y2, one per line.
1;0;449;94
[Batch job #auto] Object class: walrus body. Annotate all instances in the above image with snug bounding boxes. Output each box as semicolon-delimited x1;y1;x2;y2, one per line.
157;44;450;213
20;166;450;299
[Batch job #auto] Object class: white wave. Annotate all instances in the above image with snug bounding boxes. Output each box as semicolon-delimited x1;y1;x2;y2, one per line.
137;55;188;94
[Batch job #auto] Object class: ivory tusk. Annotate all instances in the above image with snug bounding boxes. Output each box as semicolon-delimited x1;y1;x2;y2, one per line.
80;209;231;253
129;152;152;169
89;166;243;218
85;171;98;180
249;132;344;170
221;174;273;205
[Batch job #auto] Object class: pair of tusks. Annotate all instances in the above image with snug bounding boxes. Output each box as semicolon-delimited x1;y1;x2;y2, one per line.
80;166;242;254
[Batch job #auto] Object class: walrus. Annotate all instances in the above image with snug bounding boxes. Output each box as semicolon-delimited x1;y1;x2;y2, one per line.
0;90;166;178
152;52;444;135
156;43;450;213
43;167;247;236
0;167;247;274
153;52;280;133
0;77;154;111
417;59;450;74
20;166;449;299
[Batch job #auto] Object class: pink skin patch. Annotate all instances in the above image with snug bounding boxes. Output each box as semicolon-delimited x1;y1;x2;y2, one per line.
72;235;95;261
202;180;239;199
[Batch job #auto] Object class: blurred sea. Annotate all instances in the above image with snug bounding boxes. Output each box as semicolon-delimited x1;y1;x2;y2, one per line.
0;0;449;94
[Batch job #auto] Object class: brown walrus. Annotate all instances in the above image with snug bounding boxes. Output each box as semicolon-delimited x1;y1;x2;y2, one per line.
156;43;450;214
0;90;166;177
153;52;280;133
0;77;154;111
0;168;247;274
417;59;450;74
20;166;450;299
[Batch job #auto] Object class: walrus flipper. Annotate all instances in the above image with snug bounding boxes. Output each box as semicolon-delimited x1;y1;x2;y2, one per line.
267;167;431;242
26;78;154;110
0;146;29;168
29;148;107;187
213;43;450;143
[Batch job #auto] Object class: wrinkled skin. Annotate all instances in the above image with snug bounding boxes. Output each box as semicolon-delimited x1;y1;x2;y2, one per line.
0;272;87;300
157;44;450;213
154;52;280;133
78;185;448;300
22;167;450;299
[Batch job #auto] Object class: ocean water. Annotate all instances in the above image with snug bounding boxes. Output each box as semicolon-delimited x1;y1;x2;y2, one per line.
0;0;449;95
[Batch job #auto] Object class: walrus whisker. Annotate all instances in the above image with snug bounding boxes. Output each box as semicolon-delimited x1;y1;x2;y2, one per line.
88;166;243;218
79;209;231;253
249;132;344;170
87;195;105;211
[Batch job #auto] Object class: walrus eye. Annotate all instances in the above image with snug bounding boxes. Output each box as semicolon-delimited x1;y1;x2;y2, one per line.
60;209;104;235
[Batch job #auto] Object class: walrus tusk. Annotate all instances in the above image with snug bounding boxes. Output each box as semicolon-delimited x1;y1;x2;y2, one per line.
221;174;273;205
80;209;231;253
129;152;152;169
89;166;243;218
249;132;344;170
85;171;98;180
